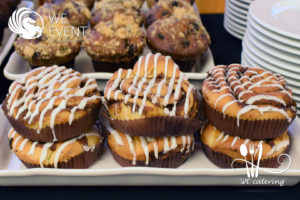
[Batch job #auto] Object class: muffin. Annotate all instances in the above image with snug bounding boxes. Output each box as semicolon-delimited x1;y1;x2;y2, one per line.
201;124;290;168
46;0;95;9
38;0;91;27
201;64;297;139
95;0;144;9
83;13;146;72
91;0;143;27
2;66;101;142
145;0;197;28
14;15;81;68
146;0;194;8
102;53;203;137
147;15;210;72
8;125;104;168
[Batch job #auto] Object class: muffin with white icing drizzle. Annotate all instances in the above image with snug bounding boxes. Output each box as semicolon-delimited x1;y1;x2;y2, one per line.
2;66;101;142
202;64;297;139
102;53;203;137
8;124;104;168
200;124;290;168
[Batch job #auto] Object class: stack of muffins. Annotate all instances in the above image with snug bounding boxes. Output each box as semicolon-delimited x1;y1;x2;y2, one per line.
2;66;104;168
200;64;297;168
83;0;146;72
145;0;211;72
101;53;204;167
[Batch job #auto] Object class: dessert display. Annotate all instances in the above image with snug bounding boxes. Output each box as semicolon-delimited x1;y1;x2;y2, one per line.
83;13;146;72
14;15;81;68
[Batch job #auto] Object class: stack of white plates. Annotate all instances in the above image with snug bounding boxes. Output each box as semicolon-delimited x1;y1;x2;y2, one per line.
224;0;253;39
241;0;300;116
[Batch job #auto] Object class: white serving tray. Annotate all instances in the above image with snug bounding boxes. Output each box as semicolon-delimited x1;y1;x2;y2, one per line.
0;110;300;186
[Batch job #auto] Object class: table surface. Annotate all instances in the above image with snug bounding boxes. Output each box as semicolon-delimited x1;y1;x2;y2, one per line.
0;14;299;198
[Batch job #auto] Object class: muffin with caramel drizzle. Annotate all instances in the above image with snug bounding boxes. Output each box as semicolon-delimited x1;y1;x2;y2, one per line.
14;15;81;68
83;12;146;72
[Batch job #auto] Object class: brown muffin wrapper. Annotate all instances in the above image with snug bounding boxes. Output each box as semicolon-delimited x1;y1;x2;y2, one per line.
30;59;75;69
2;99;100;142
204;100;294;139
92;58;138;73
202;144;290;169
21;142;103;169
109;145;193;168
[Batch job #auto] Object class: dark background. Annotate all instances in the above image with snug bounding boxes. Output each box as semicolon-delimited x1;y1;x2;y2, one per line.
0;15;299;199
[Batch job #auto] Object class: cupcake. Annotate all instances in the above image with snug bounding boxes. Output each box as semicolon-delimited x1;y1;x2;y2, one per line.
91;0;143;27
2;66;101;142
83;13;146;72
8;125;104;168
201;64;297;139
147;15;210;72
102;53;203;137
104;121;194;167
146;0;194;8
38;0;91;27
200;124;290;168
145;0;197;28
14;15;81;68
95;0;144;9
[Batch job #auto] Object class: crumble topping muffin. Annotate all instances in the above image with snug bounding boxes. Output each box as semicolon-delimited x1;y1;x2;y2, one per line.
94;0;144;9
145;0;197;28
83;13;146;72
202;64;296;139
147;15;210;71
146;0;194;8
8;125;104;168
14;15;81;68
200;124;290;168
2;66;101;142
46;0;95;9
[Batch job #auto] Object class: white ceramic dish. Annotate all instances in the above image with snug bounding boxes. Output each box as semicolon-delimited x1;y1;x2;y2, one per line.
227;1;249;15
225;7;248;26
229;0;249;10
249;0;300;40
225;1;248;21
0;110;300;186
224;15;246;33
224;22;244;40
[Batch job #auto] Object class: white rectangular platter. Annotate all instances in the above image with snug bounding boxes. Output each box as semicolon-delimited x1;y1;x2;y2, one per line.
0;110;300;186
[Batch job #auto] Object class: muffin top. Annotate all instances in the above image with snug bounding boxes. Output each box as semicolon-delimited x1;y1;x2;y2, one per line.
147;15;210;59
38;0;91;27
146;0;194;8
83;13;146;62
145;0;197;27
14;15;81;63
94;0;144;9
91;0;142;27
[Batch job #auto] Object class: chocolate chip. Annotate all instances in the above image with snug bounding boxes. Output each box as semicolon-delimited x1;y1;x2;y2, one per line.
162;11;169;16
191;22;200;31
157;32;164;40
171;1;179;7
50;144;57;151
182;40;190;47
63;9;69;18
32;52;40;59
128;44;136;56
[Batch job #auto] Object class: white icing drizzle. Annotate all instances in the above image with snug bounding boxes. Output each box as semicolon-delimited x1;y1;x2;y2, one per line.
267;140;290;156
13;136;22;149
231;136;239;147
243;139;249;146
140;136;149;165
126;134;137;165
54;138;77;168
163;137;170;153
246;95;286;106
214;94;233;107
216;132;224;142
39;142;54;168
171;136;177;150
220;134;229;143
27;142;38;155
19;138;29;151
184;85;193;118
180;135;186;152
102;121;123;145
186;135;191;153
107;69;123;101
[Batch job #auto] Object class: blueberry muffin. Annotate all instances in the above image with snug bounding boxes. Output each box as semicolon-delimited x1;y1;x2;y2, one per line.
95;0;144;9
146;0;194;8
14;15;81;68
202;64;297;139
83;13;146;72
2;66;101;142
147;15;210;72
46;0;95;9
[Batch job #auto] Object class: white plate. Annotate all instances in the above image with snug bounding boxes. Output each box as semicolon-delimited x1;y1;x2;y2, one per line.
226;0;248;16
224;21;244;40
249;0;300;40
225;8;248;26
0;109;300;186
224;15;246;33
229;0;250;10
225;1;248;21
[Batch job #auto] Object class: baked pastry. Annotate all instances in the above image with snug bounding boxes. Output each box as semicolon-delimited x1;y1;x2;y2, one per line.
202;64;297;139
102;53;203;137
14;15;81;68
91;0;143;27
2;66;101;142
104;120;194;167
147;15;210;72
83;13;146;72
146;0;194;8
145;0;197;28
38;0;91;27
46;0;95;9
8;125;104;168
201;124;290;168
95;0;144;9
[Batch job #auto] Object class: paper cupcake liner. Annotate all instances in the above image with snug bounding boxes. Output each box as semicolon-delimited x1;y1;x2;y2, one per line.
22;142;103;169
204;100;293;139
172;58;196;72
2;100;100;142
30;58;75;69
92;58;138;72
201;144;290;169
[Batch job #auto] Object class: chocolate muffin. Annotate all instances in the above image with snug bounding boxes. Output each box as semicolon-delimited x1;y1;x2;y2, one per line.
102;53;203;137
147;15;210;72
91;0;143;27
201;64;297;139
38;0;91;27
201;124;290;168
83;13;146;72
145;0;197;28
146;0;194;8
2;66;101;142
104;120;194;167
14;15;81;68
8;125;104;168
